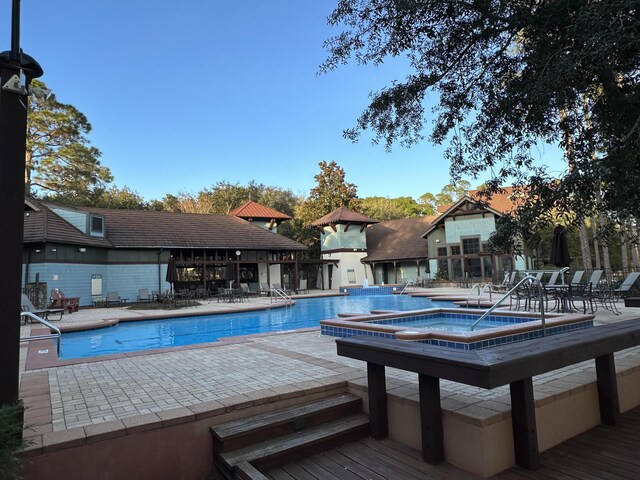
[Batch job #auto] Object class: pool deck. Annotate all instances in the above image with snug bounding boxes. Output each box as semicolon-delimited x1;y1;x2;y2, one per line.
17;287;640;477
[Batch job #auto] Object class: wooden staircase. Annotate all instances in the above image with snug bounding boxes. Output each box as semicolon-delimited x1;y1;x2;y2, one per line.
211;394;369;480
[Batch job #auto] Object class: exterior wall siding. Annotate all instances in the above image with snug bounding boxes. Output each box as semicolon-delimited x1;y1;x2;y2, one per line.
444;215;496;243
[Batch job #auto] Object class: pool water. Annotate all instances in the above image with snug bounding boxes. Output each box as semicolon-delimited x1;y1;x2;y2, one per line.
59;295;457;359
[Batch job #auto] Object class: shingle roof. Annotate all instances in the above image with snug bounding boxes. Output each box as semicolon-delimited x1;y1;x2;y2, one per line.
23;207;113;247
228;201;291;220
363;216;436;262
24;201;306;251
311;207;378;227
468;187;519;213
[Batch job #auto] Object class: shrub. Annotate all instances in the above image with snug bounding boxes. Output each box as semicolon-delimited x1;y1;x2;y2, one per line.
0;403;27;480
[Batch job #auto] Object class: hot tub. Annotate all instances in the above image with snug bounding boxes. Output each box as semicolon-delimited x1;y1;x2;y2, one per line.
320;308;594;350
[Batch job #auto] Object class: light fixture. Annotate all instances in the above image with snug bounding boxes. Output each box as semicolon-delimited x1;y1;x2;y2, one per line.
51;248;57;252
78;247;86;253
435;239;441;243
235;250;241;257
35;249;41;253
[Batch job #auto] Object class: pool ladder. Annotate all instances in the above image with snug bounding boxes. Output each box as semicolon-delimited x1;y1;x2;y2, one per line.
465;282;493;307
271;288;292;306
20;311;62;355
470;275;546;334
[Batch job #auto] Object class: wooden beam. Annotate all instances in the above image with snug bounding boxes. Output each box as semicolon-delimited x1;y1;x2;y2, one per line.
510;378;539;470
595;353;620;426
419;374;444;464
367;362;388;439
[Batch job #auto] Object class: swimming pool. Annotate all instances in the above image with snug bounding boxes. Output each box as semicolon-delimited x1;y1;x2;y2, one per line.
59;295;457;359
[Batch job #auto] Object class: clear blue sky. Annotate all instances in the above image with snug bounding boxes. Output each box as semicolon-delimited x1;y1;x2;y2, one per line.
6;0;565;202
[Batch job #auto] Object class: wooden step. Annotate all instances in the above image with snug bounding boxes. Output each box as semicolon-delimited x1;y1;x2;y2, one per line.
220;414;370;474
211;394;362;453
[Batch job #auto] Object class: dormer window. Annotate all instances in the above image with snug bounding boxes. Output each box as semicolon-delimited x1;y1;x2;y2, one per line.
89;214;105;237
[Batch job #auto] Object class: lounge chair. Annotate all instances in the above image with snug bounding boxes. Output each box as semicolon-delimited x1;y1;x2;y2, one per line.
567;270;584;285
272;283;292;295
613;271;640;298
137;288;152;303
260;283;271;296
21;294;64;322
584;270;604;288
50;288;80;313
490;271;516;294
545;271;560;287
298;279;309;294
106;291;124;307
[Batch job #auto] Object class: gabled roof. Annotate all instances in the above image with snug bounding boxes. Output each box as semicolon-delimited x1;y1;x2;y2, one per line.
228;201;291;221
24;200;306;251
421;194;506;238
311;207;378;227
363;216;436;262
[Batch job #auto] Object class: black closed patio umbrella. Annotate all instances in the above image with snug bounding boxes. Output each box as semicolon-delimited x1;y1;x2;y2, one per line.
550;225;571;268
166;256;178;294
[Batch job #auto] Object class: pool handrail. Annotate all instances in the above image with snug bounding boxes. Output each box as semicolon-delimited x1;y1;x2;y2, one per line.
470;275;546;335
20;311;62;355
465;282;493;307
271;287;292;305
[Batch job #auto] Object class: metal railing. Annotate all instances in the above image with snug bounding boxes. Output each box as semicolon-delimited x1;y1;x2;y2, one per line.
465;282;493;307
271;288;292;305
471;275;546;335
20;311;62;355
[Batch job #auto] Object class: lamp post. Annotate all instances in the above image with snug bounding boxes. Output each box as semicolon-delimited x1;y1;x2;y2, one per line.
235;250;241;286
0;0;44;407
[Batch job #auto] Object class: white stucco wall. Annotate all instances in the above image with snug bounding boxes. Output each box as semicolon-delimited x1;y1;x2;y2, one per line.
325;252;368;287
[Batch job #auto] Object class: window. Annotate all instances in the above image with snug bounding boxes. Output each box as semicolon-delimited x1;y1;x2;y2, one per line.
462;238;480;254
450;246;461;256
89;214;105;237
437;247;447;257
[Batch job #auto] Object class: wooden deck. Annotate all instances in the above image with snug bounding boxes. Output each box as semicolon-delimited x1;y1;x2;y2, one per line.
265;406;640;480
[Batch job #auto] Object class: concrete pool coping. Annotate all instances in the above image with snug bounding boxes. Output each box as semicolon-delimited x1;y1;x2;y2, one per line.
16;287;640;478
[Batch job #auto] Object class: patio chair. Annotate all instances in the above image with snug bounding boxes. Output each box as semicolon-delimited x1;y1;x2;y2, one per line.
50;288;80;313
298;279;309;294
239;283;251;300
106;291;124;307
137;288;152;303
21;294;64;322
569;282;596;314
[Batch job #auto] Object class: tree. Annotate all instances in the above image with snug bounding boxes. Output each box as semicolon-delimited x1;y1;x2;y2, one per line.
294;161;360;252
26;80;112;198
322;1;640;224
360;196;424;221
46;185;147;210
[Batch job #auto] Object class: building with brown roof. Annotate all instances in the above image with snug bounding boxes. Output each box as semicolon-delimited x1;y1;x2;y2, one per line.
362;216;437;284
23;199;306;306
421;190;529;281
228;200;291;232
